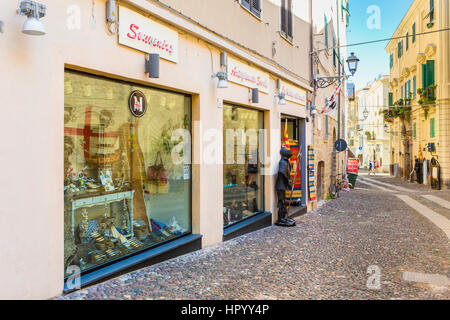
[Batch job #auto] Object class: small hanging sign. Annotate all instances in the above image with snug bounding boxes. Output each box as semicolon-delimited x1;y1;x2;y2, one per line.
129;90;147;117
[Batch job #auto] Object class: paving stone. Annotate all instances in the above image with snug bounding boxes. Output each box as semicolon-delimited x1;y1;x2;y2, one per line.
59;179;449;300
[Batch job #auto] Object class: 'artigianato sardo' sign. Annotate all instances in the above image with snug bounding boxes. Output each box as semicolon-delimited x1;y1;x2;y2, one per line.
227;57;270;94
279;80;307;106
118;6;178;63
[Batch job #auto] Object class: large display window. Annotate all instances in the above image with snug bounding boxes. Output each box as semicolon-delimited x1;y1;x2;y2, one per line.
64;71;191;277
223;104;264;227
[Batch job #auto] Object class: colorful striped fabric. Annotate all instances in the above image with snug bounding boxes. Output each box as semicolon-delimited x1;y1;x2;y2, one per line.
308;145;316;201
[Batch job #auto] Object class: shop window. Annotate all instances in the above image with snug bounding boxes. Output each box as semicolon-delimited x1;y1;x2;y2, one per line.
280;0;293;41
241;0;261;19
223;105;264;228
64;71;192;278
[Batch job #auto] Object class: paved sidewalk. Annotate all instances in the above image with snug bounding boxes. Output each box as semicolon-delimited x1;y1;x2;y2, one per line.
60;185;449;300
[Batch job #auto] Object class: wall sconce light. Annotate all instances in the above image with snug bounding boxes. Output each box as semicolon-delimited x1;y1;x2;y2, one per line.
276;79;285;105
212;52;228;88
277;93;286;105
0;21;4;33
17;0;47;36
213;71;228;88
250;88;259;103
310;104;317;115
145;53;160;78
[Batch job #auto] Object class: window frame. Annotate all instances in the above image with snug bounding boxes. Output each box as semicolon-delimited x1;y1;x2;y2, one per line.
240;0;262;20
280;0;293;43
63;68;194;280
222;103;266;229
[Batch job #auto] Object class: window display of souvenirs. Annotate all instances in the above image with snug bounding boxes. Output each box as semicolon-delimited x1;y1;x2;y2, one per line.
64;71;191;277
222;105;264;227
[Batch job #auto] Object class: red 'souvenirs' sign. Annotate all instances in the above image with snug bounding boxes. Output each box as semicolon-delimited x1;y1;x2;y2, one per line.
119;6;178;63
126;24;174;54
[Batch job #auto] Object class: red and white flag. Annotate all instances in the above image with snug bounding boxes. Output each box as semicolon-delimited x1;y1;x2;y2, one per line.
320;82;342;115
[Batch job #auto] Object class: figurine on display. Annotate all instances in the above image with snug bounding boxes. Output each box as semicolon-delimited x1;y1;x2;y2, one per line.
275;147;296;227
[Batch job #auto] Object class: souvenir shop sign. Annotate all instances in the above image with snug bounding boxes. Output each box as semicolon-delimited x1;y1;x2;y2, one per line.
118;6;178;63
279;80;307;106
129;90;147;117
347;158;359;174
227;57;270;94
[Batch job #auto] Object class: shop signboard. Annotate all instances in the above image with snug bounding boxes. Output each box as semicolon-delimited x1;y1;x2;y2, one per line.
279;80;307;106
118;6;179;63
347;158;359;174
227;57;270;94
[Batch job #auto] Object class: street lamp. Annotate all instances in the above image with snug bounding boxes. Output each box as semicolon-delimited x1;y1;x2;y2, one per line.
384;123;389;133
346;52;360;76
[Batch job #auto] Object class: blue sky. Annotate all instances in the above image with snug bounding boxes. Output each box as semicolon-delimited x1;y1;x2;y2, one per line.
347;0;415;90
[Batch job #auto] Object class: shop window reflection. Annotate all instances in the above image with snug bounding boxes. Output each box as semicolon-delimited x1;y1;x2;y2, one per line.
223;105;264;227
64;71;191;277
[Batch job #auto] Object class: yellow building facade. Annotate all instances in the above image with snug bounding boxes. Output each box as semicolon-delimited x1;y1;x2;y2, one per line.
385;0;450;188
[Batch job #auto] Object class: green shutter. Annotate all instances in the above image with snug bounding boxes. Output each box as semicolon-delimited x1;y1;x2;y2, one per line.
422;64;427;87
324;15;328;49
412;23;416;42
413;123;417;139
390;54;393;69
413;76;416;98
401;85;404;99
325;115;329;138
430;118;435;138
426;60;435;86
389;92;393;106
408;80;411;98
406;32;409;50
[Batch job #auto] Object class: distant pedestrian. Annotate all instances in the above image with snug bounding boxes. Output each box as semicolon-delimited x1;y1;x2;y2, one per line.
369;161;375;175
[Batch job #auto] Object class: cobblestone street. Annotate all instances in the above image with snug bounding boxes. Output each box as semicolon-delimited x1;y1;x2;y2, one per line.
61;176;449;300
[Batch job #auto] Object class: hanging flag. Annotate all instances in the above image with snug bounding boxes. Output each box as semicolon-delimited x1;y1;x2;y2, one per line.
282;119;290;150
342;5;350;17
320;82;341;115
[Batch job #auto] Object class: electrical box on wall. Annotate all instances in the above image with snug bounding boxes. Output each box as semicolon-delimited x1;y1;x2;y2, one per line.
106;0;117;23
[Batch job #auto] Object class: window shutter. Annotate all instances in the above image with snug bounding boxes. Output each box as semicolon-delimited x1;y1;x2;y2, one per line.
241;0;250;10
413;123;416;139
287;0;293;38
324;15;328;49
281;0;286;34
251;0;261;16
430;0;435;22
333;49;336;67
406;32;409;50
426;60;435;86
408;80;411;98
389;92;393;106
422;64;427;88
413;76;416;98
412;23;416;42
401;85;404;99
430;118;435;138
325;115;329;138
390;54;393;69
346;2;350;27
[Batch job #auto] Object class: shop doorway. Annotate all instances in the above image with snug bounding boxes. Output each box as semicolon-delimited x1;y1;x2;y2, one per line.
280;115;306;207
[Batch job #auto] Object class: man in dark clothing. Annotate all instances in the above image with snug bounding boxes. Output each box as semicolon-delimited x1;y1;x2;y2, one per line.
275;147;296;227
